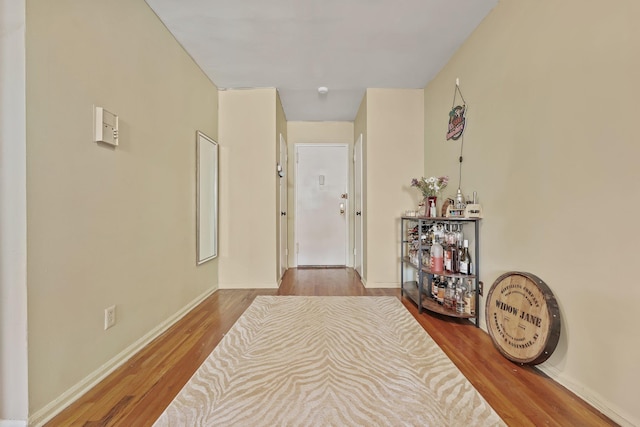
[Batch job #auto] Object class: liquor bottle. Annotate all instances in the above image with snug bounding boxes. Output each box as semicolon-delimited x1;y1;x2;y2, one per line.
443;279;451;310
431;275;439;299
450;242;459;273
459;240;471;275
464;279;475;315
422;249;430;270
447;278;458;310
430;236;444;273
437;279;446;305
444;243;452;272
456;282;465;314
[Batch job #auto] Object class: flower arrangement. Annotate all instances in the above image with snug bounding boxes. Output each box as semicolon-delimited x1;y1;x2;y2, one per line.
411;176;449;198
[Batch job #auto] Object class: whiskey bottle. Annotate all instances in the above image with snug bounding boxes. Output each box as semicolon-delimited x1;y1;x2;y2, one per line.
437;279;446;305
431;275;439;299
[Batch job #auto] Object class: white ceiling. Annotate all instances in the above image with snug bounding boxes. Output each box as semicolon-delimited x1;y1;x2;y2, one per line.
145;0;497;122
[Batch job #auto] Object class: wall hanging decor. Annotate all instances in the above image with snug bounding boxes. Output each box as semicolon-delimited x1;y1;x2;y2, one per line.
447;79;470;214
446;79;467;141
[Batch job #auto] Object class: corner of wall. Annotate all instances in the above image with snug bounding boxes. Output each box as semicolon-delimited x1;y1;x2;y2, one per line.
0;0;29;422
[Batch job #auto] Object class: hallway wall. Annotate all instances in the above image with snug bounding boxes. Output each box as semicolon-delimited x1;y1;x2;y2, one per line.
423;0;640;424
26;0;218;419
364;89;424;288
0;0;28;423
218;89;278;288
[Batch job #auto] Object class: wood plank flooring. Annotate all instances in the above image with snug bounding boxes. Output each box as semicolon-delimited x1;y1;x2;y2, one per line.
46;268;616;426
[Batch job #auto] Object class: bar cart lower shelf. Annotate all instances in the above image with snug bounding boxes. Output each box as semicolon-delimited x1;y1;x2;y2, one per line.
402;281;475;319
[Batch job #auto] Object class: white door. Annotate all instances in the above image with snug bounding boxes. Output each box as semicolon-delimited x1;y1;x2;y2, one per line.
296;144;348;266
354;134;363;277
279;134;288;279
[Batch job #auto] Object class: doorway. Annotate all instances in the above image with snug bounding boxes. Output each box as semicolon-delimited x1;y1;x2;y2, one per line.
295;144;349;266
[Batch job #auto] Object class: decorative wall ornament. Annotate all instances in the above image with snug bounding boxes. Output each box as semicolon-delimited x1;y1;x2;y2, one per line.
446;104;466;140
446;80;467;141
448;79;469;198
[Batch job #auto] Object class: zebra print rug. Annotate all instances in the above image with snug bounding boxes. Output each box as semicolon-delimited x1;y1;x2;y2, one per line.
153;296;504;426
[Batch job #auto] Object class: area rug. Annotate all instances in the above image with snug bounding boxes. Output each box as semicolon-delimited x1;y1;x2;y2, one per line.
153;296;505;426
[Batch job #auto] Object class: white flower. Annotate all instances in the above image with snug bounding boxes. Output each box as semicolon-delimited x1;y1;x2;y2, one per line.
410;175;449;197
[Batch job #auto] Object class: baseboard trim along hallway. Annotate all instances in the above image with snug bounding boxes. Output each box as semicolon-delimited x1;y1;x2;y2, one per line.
30;287;217;427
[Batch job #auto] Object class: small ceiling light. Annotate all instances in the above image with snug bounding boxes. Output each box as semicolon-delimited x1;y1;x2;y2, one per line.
318;86;329;95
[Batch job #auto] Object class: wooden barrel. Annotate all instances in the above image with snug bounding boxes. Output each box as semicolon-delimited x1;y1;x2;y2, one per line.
485;272;560;365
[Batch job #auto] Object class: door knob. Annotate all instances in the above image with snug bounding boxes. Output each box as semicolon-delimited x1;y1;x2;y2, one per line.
356;211;362;216
339;203;345;214
281;211;287;216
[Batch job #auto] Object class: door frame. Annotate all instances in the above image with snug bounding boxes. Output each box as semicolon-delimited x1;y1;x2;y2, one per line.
278;133;288;280
294;143;350;267
354;134;363;277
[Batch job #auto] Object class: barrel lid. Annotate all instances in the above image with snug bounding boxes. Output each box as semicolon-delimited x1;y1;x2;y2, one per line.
485;272;561;365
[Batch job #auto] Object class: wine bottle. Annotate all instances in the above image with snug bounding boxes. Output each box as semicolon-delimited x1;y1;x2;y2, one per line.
459;239;471;275
451;243;459;273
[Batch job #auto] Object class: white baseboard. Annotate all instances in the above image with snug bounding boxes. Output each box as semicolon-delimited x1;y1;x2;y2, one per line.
28;287;218;427
218;282;278;289
0;420;27;427
537;364;637;427
363;281;401;289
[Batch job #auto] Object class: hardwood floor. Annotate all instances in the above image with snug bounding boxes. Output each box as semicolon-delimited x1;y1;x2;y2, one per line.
46;268;616;426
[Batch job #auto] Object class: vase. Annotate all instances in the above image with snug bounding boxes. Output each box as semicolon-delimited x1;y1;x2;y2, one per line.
426;196;437;217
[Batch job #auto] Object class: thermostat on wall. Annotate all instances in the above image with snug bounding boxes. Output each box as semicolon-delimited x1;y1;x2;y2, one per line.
94;106;119;146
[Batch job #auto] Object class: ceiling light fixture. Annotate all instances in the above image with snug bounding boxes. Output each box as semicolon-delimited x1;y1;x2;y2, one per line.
318;86;329;95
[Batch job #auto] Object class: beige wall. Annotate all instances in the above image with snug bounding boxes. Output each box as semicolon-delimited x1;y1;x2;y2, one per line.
366;89;424;288
0;0;28;422
286;121;354;267
219;89;278;288
424;1;639;424
26;0;219;418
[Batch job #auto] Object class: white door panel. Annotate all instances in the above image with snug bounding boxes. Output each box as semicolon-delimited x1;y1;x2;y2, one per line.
296;145;348;266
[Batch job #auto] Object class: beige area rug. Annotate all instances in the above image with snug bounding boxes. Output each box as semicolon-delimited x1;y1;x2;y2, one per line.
153;296;505;426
